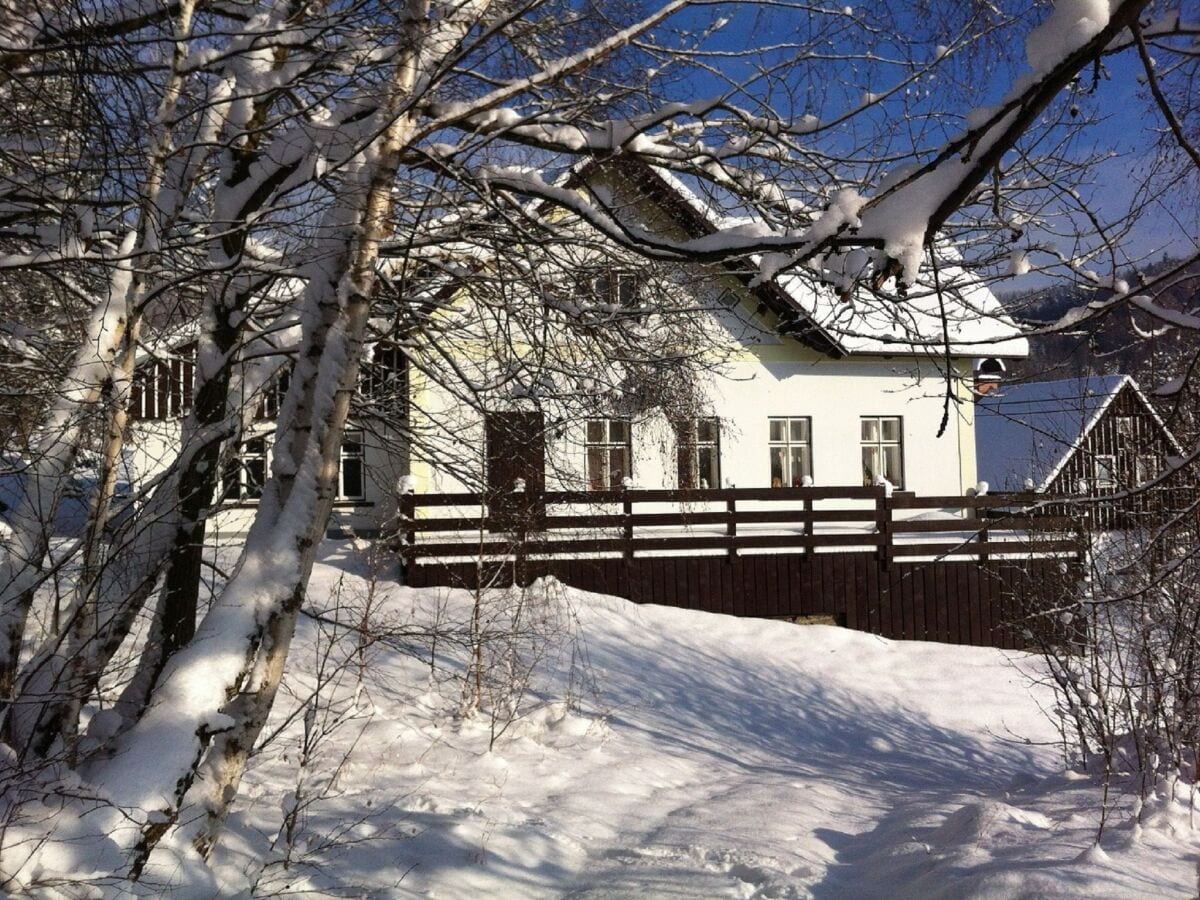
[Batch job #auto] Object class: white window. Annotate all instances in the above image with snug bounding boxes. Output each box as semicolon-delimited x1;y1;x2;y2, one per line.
360;343;407;401
1093;454;1117;490
254;368;290;421
223;435;270;501
579;269;639;309
339;429;366;500
769;417;812;488
131;344;196;420
222;430;366;502
861;416;903;488
1136;454;1157;484
586;419;631;490
676;418;720;489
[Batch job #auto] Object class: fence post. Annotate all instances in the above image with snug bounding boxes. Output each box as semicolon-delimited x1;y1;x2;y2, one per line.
623;487;634;561
726;494;737;560
513;479;528;586
978;520;990;563
398;490;416;563
803;495;813;555
876;488;892;570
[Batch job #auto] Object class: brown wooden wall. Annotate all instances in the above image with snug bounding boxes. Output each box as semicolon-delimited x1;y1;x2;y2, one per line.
1045;383;1187;528
406;552;1073;651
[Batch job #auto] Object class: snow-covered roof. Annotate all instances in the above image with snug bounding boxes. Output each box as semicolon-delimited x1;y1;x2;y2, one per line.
974;374;1162;492
614;162;1027;359
776;268;1028;357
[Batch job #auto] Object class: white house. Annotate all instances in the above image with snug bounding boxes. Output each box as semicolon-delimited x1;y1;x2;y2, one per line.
124;159;1028;536
402;161;1027;513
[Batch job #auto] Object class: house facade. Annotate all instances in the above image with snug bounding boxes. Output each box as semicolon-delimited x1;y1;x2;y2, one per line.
123;161;1028;537
400;162;1028;523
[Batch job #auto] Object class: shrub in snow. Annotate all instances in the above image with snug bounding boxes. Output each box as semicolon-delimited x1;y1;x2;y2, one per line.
1027;506;1200;837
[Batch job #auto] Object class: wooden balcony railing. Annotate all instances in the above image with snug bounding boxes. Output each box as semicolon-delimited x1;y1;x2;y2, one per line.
396;486;1085;566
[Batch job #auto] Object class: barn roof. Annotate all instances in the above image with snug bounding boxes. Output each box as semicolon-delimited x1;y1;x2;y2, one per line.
974;374;1175;492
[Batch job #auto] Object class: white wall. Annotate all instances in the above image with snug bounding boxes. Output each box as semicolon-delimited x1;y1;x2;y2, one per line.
706;355;974;495
409;349;978;499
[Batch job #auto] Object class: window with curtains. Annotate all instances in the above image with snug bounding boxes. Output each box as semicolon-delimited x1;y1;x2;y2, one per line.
768;417;812;487
585;418;631;490
861;416;904;488
676;418;720;489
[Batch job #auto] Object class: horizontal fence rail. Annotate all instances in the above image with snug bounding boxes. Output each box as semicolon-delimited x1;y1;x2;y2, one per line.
396;486;1086;566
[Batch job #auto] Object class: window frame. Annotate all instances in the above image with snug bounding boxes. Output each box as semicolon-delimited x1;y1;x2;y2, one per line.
767;416;813;488
359;343;407;402
1135;454;1157;484
577;267;641;311
1093;453;1117;490
339;428;367;501
222;433;272;502
585;418;632;490
860;415;904;489
131;344;197;420
222;428;368;504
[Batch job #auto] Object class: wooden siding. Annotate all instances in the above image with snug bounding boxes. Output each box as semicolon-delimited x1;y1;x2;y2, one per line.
405;553;1073;651
1043;384;1187;529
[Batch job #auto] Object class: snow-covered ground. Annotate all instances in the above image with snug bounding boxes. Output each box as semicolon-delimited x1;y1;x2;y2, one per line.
216;541;1200;897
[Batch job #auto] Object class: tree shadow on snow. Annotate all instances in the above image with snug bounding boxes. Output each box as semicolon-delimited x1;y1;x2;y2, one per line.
582;617;1043;797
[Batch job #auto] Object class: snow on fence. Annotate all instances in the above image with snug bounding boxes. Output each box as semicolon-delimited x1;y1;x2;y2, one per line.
397;487;1085;650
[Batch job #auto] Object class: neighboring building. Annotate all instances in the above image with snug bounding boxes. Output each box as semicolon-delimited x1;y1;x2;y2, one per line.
974;374;1182;496
124;159;1029;535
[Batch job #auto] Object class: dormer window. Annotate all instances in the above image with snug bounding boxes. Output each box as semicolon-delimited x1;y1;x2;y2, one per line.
578;268;640;309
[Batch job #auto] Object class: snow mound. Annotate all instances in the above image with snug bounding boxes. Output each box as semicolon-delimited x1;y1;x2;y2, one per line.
207;542;1200;897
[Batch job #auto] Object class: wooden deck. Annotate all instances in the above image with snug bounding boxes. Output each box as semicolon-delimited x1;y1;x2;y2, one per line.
399;486;1084;650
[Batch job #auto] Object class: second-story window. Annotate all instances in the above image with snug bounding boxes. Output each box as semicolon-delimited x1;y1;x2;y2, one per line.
1093;454;1117;491
578;268;640;310
131;343;196;420
586;418;631;490
359;343;407;404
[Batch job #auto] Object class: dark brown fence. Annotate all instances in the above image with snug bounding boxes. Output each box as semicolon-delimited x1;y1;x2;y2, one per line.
398;486;1085;650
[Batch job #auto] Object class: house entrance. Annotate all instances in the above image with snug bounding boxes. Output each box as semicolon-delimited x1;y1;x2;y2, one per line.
484;411;546;531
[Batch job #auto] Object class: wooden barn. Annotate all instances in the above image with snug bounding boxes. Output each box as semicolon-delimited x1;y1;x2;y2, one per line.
975;374;1183;525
